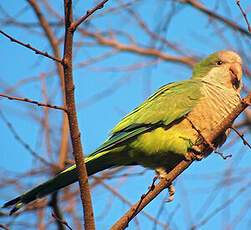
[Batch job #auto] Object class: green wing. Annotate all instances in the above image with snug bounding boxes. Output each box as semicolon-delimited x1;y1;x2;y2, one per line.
90;79;202;155
2;80;203;215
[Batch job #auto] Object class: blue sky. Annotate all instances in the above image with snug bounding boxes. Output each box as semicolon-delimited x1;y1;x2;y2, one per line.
0;1;251;229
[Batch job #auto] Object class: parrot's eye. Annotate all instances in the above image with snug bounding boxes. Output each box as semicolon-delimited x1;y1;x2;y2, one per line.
216;61;223;66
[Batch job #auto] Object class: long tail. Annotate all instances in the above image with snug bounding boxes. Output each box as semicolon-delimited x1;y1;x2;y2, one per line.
2;151;117;214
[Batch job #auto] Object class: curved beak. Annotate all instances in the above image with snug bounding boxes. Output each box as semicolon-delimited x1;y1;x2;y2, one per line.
230;62;242;80
229;62;242;91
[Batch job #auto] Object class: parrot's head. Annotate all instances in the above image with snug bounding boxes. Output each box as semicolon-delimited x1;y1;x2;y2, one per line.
192;50;243;94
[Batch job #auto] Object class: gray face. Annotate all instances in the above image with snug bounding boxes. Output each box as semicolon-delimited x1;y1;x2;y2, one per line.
204;51;243;93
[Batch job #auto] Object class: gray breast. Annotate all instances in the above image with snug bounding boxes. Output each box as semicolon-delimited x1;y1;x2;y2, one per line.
185;81;240;140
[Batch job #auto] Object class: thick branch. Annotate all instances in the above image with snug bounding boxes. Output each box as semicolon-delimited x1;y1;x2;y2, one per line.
111;92;251;229
63;1;95;229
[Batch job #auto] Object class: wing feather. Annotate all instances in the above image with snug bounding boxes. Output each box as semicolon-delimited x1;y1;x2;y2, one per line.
90;80;202;155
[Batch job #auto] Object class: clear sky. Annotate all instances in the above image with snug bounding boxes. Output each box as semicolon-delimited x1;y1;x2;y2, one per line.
0;1;251;229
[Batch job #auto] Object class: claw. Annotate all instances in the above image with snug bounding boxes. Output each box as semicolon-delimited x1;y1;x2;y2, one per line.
155;168;168;179
185;146;205;161
167;184;175;202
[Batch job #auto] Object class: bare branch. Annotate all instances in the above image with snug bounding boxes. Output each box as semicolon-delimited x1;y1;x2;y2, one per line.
214;151;232;160
182;0;251;37
49;193;67;230
80;30;196;67
111;92;251;229
236;0;251;32
27;0;69;170
0;110;53;166
0;93;67;112
63;0;95;228
191;180;251;229
92;175;169;228
111;161;193;229
71;0;109;31
52;212;73;230
231;126;251;149
0;30;62;63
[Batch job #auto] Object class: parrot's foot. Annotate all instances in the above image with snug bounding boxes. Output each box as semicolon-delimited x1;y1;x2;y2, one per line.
167;184;175;202
155;169;176;202
155;167;168;179
185;146;205;161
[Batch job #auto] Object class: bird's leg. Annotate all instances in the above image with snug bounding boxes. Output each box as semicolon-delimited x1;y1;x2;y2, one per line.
155;167;168;179
155;168;176;202
180;137;205;161
185;116;217;160
185;146;205;161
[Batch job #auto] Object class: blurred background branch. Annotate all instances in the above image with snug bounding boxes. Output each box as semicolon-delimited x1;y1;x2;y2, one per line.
0;0;251;229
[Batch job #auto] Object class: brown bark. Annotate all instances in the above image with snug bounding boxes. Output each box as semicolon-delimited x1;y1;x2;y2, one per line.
111;93;251;229
62;1;95;229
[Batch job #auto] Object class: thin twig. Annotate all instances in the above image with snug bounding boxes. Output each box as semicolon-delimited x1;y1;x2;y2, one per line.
52;212;73;230
79;30;196;67
70;0;109;31
0;30;62;63
27;0;69;170
231;126;251;149
0;110;53;166
0;93;67;112
236;0;251;32
214;151;232;160
49;192;66;230
182;0;251;37
191;180;251;229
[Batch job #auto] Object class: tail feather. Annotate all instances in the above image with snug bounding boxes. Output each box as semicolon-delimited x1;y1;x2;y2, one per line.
2;150;118;214
2;197;20;209
2;164;78;214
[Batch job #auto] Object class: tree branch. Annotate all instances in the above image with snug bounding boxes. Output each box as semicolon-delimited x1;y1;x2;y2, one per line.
181;0;251;37
0;29;62;63
0;93;66;112
111;92;251;229
49;193;67;230
28;0;69;173
62;0;95;229
79;30;196;67
71;0;109;31
236;0;251;32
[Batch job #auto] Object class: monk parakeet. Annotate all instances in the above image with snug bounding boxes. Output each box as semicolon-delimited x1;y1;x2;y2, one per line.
3;50;243;214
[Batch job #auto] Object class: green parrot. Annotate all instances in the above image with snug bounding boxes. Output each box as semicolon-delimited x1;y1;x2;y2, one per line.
3;50;243;214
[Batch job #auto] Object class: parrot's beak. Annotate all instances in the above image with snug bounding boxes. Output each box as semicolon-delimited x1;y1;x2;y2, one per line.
229;62;242;90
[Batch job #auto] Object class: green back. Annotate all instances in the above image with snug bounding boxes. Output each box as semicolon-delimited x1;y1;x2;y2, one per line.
90;80;202;155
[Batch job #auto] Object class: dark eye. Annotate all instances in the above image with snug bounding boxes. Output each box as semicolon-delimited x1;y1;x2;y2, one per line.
216;61;223;66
